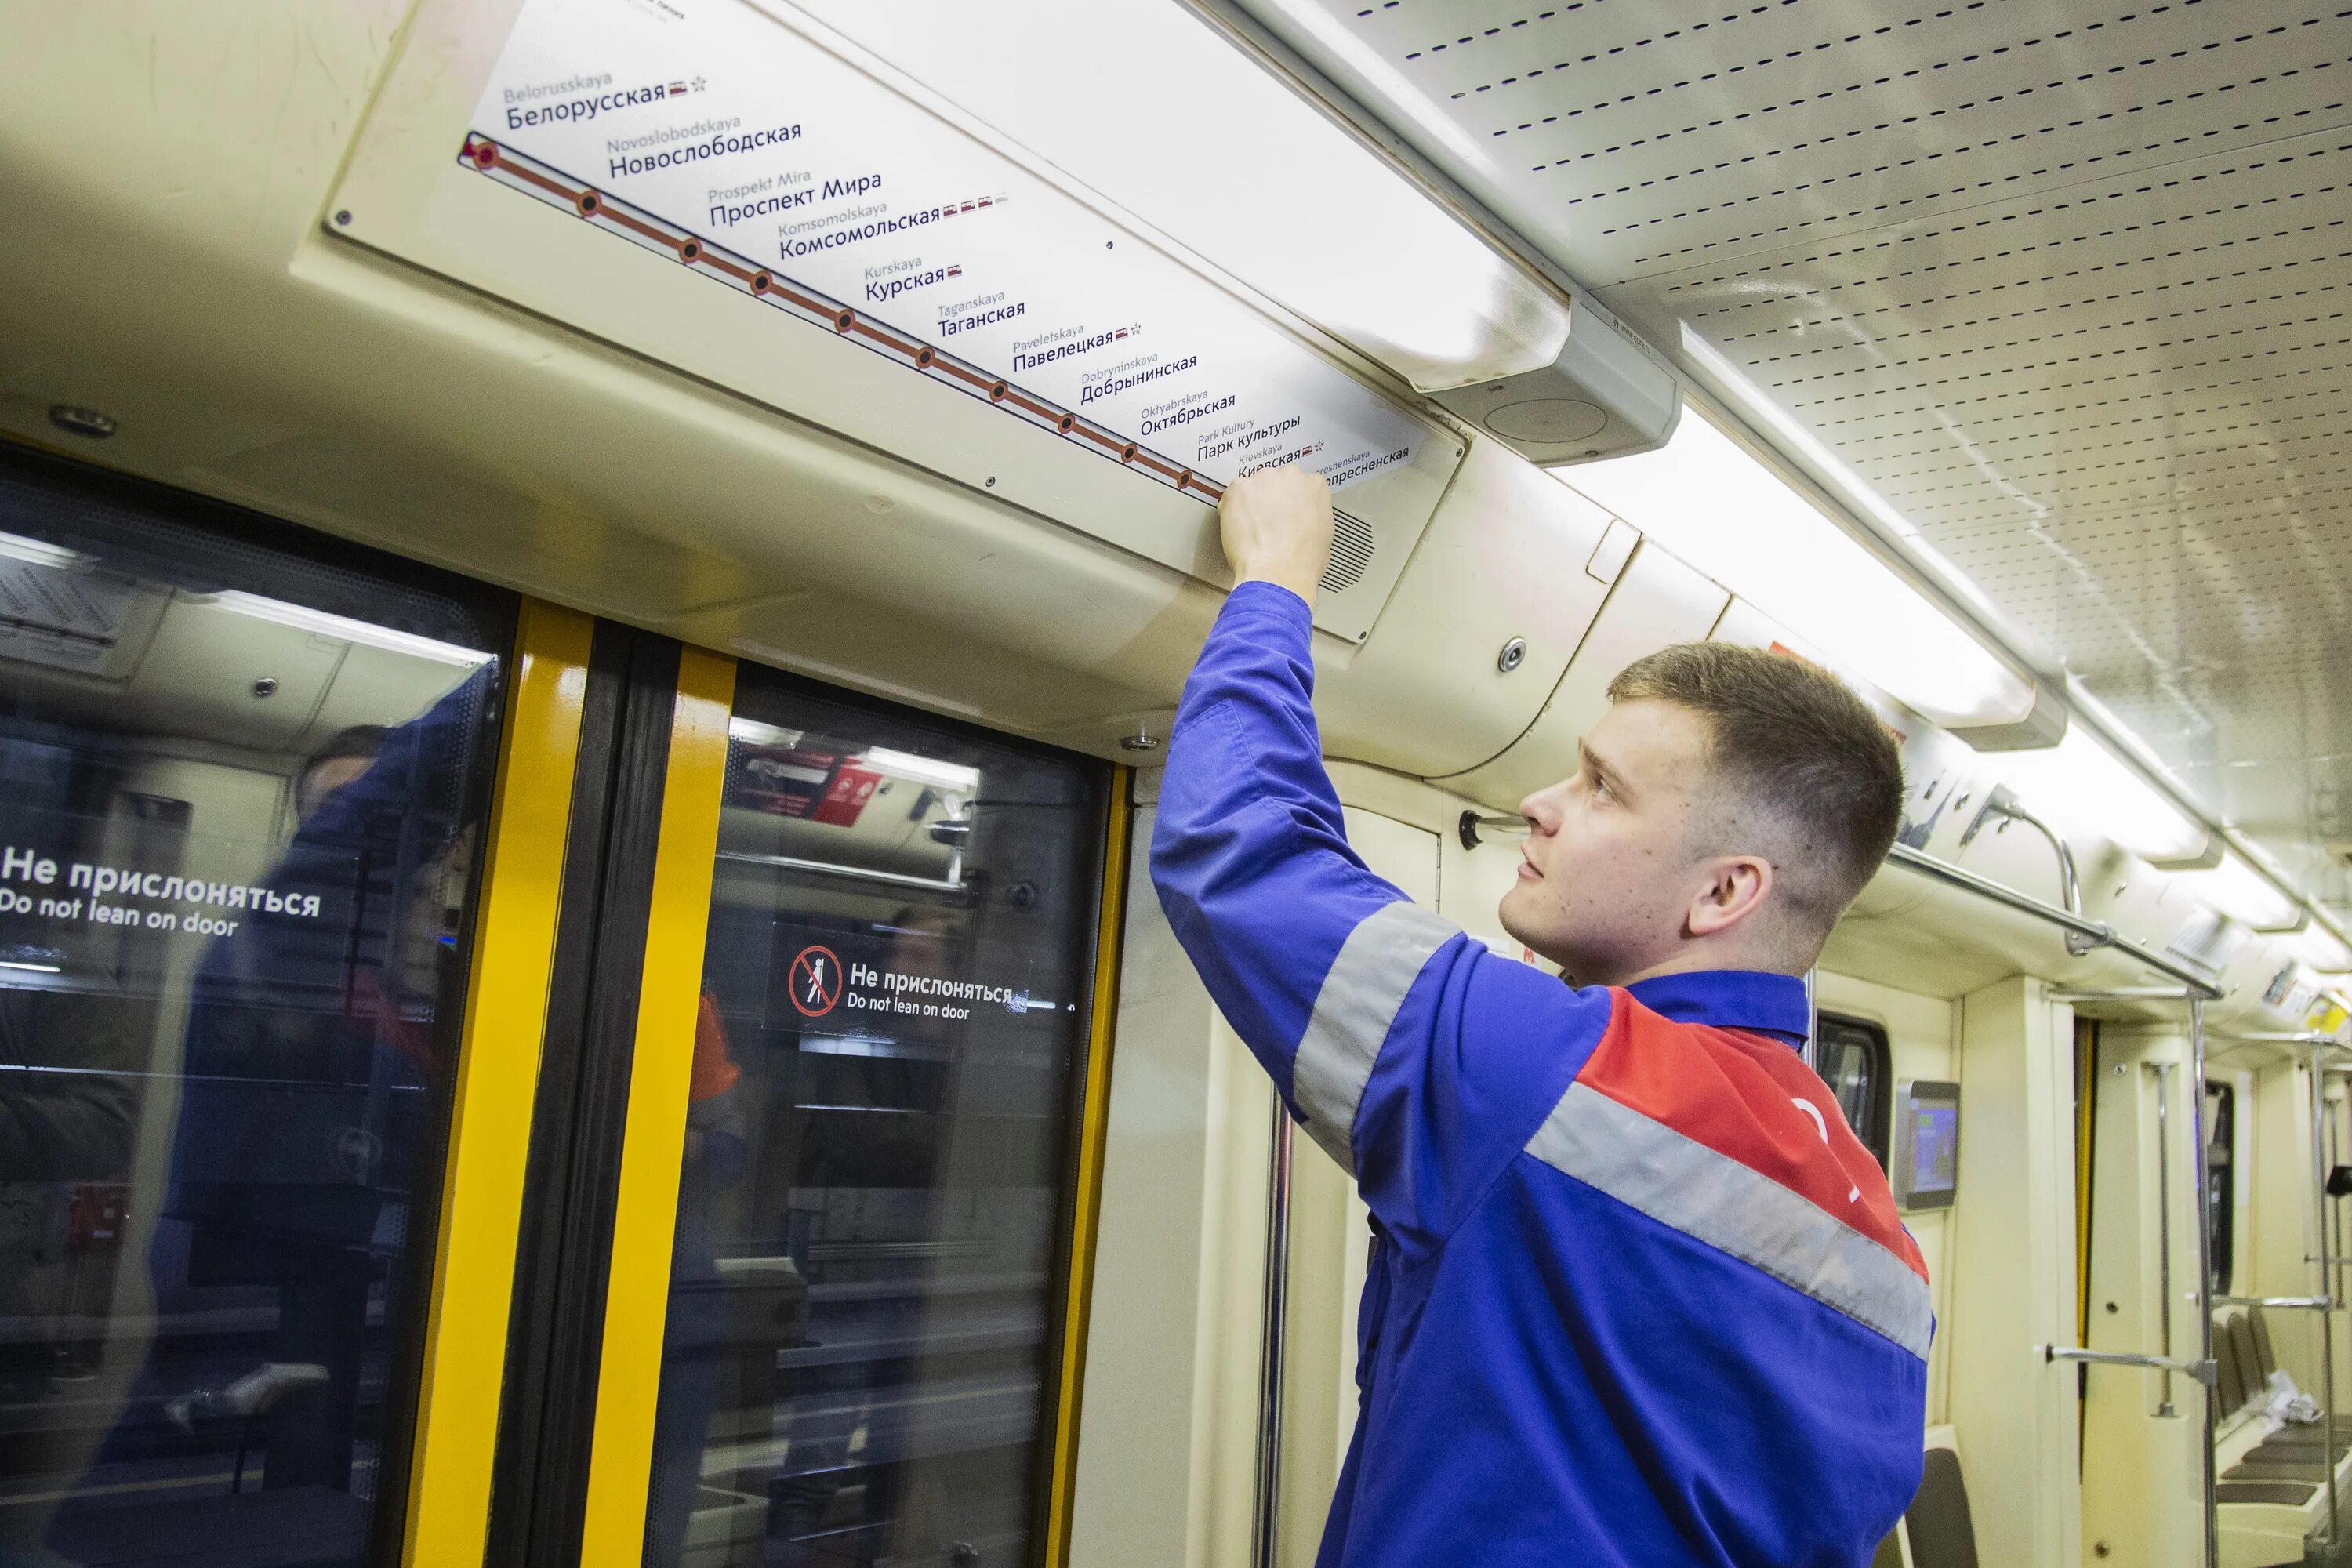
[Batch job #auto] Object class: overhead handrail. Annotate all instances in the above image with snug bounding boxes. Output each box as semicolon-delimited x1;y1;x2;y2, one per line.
1961;786;2094;955
1884;843;2223;999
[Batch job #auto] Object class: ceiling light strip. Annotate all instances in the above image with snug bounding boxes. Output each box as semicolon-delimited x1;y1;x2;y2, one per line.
1194;0;2347;955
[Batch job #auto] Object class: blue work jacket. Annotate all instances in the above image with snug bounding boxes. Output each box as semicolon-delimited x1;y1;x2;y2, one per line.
1149;583;1930;1567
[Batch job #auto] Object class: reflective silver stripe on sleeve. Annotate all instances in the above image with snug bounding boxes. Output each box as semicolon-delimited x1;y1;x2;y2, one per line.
1526;1082;1933;1359
1289;900;1461;1176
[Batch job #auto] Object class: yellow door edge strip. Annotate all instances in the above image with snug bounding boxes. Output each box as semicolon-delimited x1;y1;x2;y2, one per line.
1045;766;1135;1568
403;599;596;1566
579;645;738;1567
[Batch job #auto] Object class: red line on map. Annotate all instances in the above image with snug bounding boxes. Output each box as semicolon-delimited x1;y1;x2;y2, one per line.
460;138;1211;506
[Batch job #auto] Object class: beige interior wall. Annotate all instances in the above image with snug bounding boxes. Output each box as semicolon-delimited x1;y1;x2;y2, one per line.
2245;1057;2334;1415
2080;1022;2208;1567
1069;796;1267;1568
1814;968;1962;1428
1945;976;2084;1568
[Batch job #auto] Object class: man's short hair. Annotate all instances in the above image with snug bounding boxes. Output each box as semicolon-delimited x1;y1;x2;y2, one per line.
1606;642;1904;947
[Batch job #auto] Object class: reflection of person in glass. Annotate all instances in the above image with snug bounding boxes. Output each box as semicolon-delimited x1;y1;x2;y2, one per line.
142;681;483;1501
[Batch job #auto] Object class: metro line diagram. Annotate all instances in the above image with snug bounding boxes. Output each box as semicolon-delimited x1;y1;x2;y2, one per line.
458;135;1227;504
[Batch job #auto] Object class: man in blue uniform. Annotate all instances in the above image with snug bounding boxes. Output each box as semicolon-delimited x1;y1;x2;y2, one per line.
1150;466;1929;1566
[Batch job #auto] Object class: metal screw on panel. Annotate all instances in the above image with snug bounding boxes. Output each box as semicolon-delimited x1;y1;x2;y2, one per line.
252;677;278;699
2094;1543;2111;1558
1497;637;1527;673
985;475;997;488
48;405;117;440
334;209;352;227
1119;729;1160;753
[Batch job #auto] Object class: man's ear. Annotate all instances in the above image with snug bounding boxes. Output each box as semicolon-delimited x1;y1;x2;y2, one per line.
1686;855;1773;938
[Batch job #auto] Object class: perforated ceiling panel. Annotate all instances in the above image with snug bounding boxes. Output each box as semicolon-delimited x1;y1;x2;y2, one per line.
1242;0;2352;908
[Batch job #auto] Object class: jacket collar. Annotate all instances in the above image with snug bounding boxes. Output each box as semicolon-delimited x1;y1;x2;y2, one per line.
1624;969;1810;1048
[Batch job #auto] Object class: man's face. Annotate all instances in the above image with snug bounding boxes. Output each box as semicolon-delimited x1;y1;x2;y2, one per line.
1498;699;1716;986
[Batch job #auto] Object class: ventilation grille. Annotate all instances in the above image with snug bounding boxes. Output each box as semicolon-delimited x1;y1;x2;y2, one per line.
1320;508;1376;593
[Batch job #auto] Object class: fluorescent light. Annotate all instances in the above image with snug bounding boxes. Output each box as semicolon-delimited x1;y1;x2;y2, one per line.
0;531;89;570
1996;728;2208;862
790;0;1566;392
1558;412;2034;728
726;728;978;794
0;960;62;974
858;747;979;794
205;591;492;668
2294;925;2352;974
1679;328;2026;636
728;717;805;749
2183;853;2301;931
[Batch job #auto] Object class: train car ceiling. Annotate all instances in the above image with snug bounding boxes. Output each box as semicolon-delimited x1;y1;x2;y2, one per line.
2;0;2348;1029
1210;0;2352;987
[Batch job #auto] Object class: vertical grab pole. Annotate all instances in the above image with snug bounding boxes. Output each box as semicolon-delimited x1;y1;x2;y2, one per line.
2187;1000;2219;1568
2153;1062;2177;1417
1253;1097;1294;1568
2314;1047;2340;1546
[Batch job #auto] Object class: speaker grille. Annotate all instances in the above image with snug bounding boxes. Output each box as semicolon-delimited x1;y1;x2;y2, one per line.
1320;508;1376;593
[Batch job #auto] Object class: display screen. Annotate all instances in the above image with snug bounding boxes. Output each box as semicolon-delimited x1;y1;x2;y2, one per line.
1911;1103;1961;1196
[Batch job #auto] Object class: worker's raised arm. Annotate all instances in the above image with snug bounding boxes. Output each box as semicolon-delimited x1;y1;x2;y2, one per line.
1149;470;1606;1256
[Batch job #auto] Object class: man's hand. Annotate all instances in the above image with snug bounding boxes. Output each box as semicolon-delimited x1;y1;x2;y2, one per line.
1218;466;1334;608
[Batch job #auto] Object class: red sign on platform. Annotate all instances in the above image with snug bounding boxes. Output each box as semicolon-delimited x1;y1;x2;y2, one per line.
811;764;882;827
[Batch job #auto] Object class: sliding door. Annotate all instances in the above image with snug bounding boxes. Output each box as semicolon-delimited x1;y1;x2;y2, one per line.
488;648;1124;1568
0;447;514;1566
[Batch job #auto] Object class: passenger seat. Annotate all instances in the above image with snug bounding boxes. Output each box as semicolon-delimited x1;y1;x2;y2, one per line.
2211;1306;2341;1568
2220;1309;2348;1482
1871;1432;1977;1568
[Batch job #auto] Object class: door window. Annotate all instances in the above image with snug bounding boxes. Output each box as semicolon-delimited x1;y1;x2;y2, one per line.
641;670;1109;1567
2205;1080;2234;1296
1815;1013;1892;1171
0;453;508;1565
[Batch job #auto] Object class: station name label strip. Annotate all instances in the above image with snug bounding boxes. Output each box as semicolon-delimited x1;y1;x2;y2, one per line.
464;0;1431;501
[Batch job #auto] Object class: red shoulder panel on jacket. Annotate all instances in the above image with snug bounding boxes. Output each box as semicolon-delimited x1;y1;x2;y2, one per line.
1579;991;1927;1279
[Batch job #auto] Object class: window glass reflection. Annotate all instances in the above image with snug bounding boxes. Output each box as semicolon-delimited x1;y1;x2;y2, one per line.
645;679;1104;1568
0;459;505;1567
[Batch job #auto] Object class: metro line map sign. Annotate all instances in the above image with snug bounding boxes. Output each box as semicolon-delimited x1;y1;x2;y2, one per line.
460;0;1433;503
